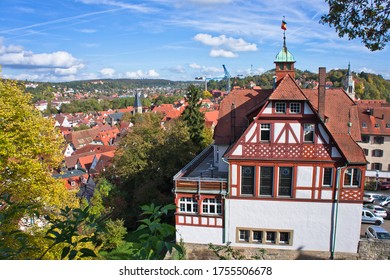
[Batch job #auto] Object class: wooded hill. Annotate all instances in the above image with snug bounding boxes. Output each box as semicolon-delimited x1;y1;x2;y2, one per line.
24;69;390;102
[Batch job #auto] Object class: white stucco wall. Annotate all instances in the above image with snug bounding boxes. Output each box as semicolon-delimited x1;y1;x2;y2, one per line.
176;225;224;245
225;199;361;253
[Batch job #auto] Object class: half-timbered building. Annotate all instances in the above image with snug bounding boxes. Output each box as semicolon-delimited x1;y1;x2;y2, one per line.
173;42;367;255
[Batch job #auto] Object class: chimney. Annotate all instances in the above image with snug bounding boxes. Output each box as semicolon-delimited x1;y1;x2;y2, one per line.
318;67;326;122
231;103;236;143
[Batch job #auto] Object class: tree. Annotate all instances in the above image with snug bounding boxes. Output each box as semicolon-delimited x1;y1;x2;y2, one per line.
181;85;205;148
0;79;74;209
321;0;390;51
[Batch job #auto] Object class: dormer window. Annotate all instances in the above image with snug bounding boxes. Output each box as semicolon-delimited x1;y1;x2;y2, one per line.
375;123;379;128
289;102;301;114
362;122;367;128
275;102;286;114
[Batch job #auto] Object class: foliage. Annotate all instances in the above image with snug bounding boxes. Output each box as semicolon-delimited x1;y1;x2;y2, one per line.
41;206;103;260
320;0;390;51
181;85;205;148
0;79;75;208
0;194;39;259
99;204;182;260
110;113;197;226
208;242;265;260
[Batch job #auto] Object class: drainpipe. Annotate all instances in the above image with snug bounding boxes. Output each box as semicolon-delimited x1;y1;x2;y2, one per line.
330;164;348;259
221;157;230;244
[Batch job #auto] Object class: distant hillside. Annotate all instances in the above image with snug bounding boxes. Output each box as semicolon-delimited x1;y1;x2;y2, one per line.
208;69;390;102
22;70;390;102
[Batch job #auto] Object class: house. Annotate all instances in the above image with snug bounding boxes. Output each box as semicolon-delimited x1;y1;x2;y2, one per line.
173;39;367;255
356;100;390;181
65;127;100;149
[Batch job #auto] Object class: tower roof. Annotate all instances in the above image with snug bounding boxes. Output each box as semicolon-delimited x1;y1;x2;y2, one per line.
134;92;142;108
274;46;295;63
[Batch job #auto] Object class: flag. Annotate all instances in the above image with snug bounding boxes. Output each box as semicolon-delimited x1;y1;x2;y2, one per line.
281;20;287;30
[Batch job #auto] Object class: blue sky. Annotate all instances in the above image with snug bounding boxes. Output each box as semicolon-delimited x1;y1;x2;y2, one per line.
0;0;389;82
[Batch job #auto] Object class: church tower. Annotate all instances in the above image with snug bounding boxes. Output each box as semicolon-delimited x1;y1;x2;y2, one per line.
274;26;295;82
134;92;142;114
344;63;355;100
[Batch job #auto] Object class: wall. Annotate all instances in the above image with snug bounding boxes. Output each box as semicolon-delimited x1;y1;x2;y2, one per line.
226;199;362;253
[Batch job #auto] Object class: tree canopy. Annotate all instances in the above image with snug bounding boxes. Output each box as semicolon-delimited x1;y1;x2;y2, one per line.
321;0;390;51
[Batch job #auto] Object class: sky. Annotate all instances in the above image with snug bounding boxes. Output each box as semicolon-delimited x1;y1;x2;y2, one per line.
0;0;389;82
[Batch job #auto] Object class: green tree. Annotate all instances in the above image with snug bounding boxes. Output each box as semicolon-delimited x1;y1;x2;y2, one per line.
321;0;390;51
182;85;205;148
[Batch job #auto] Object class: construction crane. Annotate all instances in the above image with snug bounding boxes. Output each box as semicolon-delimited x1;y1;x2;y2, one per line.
195;76;223;92
222;64;231;94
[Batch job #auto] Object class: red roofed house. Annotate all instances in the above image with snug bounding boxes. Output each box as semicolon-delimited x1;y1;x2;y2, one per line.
173;38;367;256
356;100;390;181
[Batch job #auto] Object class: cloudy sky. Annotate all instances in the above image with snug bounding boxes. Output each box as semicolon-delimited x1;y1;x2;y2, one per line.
0;0;388;82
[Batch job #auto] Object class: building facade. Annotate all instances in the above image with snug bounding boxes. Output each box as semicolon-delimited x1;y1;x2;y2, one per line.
174;41;367;255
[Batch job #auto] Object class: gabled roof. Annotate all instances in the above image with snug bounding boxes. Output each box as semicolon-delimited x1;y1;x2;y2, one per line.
214;88;272;145
355;100;390;136
269;74;307;100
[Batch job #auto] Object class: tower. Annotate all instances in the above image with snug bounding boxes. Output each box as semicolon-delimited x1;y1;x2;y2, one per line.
274;26;295;82
344;63;355;100
134;92;142;114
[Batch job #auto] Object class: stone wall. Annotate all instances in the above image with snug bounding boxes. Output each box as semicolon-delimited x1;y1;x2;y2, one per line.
178;240;390;260
358;239;390;260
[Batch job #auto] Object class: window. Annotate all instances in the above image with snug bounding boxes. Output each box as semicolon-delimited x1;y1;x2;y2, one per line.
361;135;370;143
304;124;315;142
241;166;255;195
179;197;198;213
373;136;384;144
322;168;333;187
260;166;273;196
363;148;369;156
362;122;367;128
236;228;293;245
375;123;379;128
253;231;263;243
371;163;382;171
266;231;276;244
260;124;271;141
289;102;301;114
202;198;222;215
386;124;390;128
278;167;293;197
239;230;250;242
279;232;291;244
372;149;384;157
275;102;286;113
343;168;361;187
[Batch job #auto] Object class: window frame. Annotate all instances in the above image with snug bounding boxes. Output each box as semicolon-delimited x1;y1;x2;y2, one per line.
322;167;333;187
241;166;255;195
289;102;301;114
179;197;198;214
202;198;222;215
373;136;384;144
236;228;293;246
343;168;361;188
278;167;293;197
275;102;286;114
372;149;384;157
259;166;274;196
260;123;271;142
303;123;315;143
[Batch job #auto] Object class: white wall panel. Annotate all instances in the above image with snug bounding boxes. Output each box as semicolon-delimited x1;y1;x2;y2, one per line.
297;166;313;187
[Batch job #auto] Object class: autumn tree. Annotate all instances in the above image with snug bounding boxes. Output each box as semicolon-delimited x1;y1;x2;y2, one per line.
321;0;390;51
0;79;74;208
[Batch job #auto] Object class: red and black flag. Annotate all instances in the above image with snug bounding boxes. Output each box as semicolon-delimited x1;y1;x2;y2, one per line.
281;19;287;30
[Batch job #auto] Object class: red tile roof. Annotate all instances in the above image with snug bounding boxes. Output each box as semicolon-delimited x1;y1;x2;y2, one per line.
356;102;390;136
269;74;307;100
214;88;271;145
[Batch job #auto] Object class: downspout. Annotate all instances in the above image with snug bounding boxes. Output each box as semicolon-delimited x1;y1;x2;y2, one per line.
330;164;348;259
221;156;230;244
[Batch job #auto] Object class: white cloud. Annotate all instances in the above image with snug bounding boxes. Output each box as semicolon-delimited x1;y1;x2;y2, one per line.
194;33;257;52
194;33;257;58
99;68;116;77
125;69;160;78
77;0;156;13
189;63;202;69
209;49;237;58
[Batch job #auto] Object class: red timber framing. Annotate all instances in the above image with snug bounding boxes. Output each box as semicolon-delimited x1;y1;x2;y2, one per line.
228;160;364;203
175;193;224;228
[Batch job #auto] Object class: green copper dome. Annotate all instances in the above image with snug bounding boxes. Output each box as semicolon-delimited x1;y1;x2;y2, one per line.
274;47;295;63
